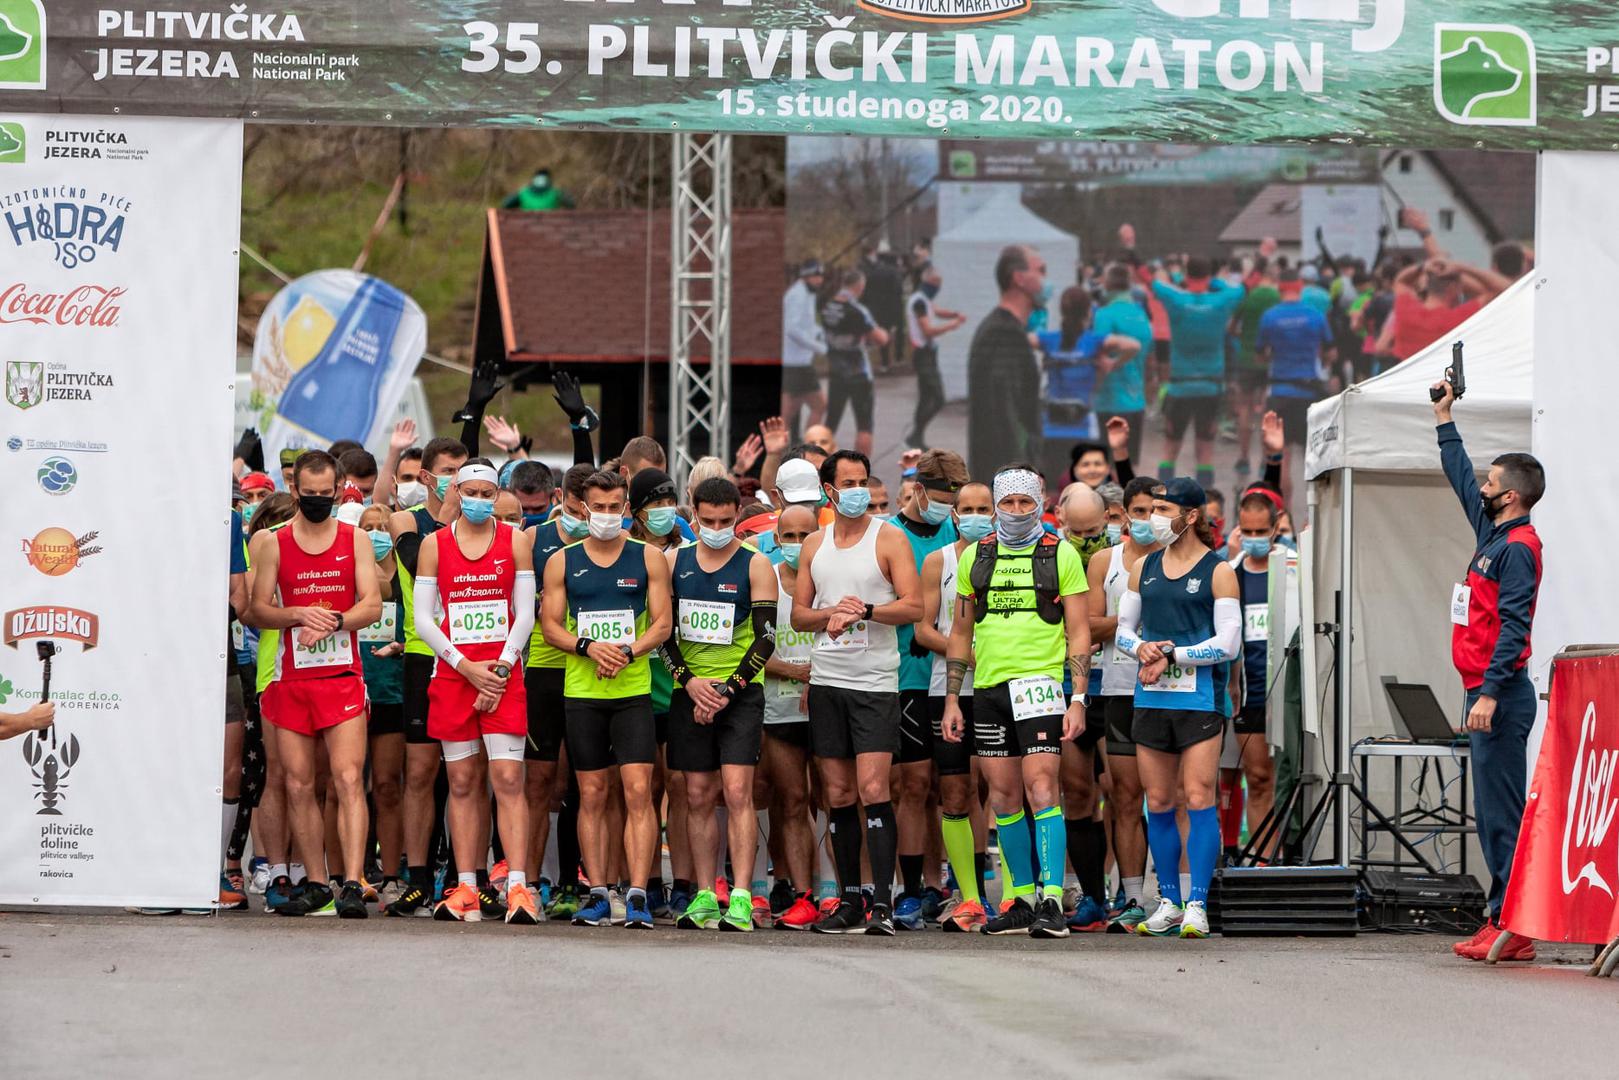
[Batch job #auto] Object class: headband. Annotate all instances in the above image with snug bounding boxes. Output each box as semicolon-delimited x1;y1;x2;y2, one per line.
919;474;962;494
737;511;778;537
993;468;1041;505
457;463;500;488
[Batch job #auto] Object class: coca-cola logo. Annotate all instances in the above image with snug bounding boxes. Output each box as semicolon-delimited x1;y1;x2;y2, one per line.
0;283;124;328
1562;701;1619;897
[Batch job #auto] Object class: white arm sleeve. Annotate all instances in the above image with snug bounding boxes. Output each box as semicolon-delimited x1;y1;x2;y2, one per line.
412;576;468;673
1113;590;1144;660
1173;597;1243;667
500;571;537;668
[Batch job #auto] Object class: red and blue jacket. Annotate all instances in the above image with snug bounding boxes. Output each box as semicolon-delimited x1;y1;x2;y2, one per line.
1438;422;1542;695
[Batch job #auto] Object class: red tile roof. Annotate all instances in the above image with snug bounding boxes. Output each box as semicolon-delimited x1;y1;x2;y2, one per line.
479;207;785;366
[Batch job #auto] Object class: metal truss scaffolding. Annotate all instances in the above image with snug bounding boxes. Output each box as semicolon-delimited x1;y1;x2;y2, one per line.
667;131;732;491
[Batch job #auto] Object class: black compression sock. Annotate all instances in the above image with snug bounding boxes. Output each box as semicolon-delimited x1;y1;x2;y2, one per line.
1078;819;1108;906
974;852;989;903
557;798;581;888
829;803;863;901
899;853;924;900
475;868;490;889
407;865;429;891
865;801;897;910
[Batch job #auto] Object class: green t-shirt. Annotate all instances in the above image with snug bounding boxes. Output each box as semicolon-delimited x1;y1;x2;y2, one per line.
1234;285;1281;369
956;539;1087;688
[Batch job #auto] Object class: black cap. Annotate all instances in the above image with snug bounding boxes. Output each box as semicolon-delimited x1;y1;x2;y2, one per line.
1156;477;1206;509
800;259;824;278
628;468;676;513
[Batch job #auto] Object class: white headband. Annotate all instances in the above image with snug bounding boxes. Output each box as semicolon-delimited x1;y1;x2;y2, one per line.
993;468;1042;505
457;463;500;488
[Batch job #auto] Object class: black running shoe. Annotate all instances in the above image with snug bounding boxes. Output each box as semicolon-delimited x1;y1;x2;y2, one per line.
864;903;896;937
385;884;432;918
277;881;335;917
478;885;507;921
812;898;867;934
336;880;369;920
1029;896;1070;939
982;896;1037;936
768;877;797;916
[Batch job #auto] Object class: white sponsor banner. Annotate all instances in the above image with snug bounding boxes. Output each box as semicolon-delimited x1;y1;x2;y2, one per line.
0;114;242;907
1300;183;1383;265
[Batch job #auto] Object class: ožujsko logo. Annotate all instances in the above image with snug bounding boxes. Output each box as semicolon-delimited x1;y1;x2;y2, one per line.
1434;24;1537;128
4;605;99;649
0;120;22;164
5;359;41;409
859;0;1028;24
22;527;100;576
37;455;77;495
1563;701;1619;897
0;1;45;91
0;283;125;328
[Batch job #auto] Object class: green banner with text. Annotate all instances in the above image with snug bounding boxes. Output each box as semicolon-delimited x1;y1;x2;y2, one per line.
0;1;1616;149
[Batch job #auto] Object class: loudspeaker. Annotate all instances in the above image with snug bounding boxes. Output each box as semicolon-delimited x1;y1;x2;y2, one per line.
1358;869;1487;934
1209;866;1360;936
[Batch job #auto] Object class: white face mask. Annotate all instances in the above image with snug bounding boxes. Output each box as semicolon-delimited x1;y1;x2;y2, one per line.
394;480;425;509
1150;513;1182;546
587;512;623;542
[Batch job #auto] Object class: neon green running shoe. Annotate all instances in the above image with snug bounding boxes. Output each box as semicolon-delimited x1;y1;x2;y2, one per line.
677;888;722;930
719;889;754;933
545;884;580;920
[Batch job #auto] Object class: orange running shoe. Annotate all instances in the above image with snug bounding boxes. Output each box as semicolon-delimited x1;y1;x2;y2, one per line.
777;894;819;930
751;894;772;928
490;859;510;897
1453;921;1495;956
434;882;482;923
505;882;541;925
817;895;841;918
715;877;731;905
944;898;988;933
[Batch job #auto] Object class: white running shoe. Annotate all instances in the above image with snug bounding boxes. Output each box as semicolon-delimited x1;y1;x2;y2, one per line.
1179;900;1210;939
1136;897;1185;937
1062;884;1083;916
608;886;627;925
249;862;272;895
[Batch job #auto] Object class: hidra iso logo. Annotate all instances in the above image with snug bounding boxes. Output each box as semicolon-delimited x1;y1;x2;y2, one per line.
0;0;44;91
1434;24;1537;128
3;187;132;270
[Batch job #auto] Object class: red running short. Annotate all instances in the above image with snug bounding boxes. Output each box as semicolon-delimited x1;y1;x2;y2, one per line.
262;675;368;737
427;671;528;742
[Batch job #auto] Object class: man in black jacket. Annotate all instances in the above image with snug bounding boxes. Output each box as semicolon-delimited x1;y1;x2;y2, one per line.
967;245;1048;479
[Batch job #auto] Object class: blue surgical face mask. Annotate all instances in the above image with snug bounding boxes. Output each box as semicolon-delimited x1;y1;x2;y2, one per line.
1105;522;1123;545
1242;536;1273;560
832;486;871;518
241;503;257;526
522;513;549;529
369;529;394;562
1037;279;1054;305
919;492;952;526
433;474;452;500
461;496;495;525
957;514;994;541
1129;519;1157;546
920;281;940;299
643;507;678;537
1277;534;1297;551
780;542;803;569
699;525;735;550
559;510;590;540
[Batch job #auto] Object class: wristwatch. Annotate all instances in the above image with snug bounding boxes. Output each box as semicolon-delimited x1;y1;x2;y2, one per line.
492;662;511;680
575;636;595;656
862;603;874;621
334;611;345;631
1071;692;1087;706
618;644;634;663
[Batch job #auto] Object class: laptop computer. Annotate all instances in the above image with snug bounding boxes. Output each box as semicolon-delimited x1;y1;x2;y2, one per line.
1381;679;1468;745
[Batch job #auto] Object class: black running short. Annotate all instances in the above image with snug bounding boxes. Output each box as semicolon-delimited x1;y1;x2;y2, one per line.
524;666;567;762
973;682;1064;759
565;695;657;772
368;701;404;737
1104;696;1136;756
764;721;811;752
808;684;899;760
1077;696;1108;752
928;695;975;777
1132;708;1225;755
897;689;934;765
1265;395;1312;446
1163;393;1220;443
782;365;820;396
1235;703;1267;737
225;658;245;725
668;683;764;773
403;652;435;745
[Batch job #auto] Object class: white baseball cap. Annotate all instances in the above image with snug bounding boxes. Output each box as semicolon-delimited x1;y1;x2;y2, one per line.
775;459;824;505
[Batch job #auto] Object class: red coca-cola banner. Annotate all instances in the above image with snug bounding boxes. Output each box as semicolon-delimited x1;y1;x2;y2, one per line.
1501;654;1619;944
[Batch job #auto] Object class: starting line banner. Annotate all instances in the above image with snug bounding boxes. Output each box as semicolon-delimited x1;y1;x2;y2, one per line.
1501;652;1619;946
0;113;242;907
0;2;1616;149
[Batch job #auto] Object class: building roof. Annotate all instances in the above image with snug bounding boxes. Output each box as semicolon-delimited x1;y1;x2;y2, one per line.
1218;183;1303;246
1421;150;1537;244
476;207;785;366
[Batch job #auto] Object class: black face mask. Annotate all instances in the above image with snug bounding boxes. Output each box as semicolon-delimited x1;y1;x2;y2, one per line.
298;494;335;523
1481;491;1509;519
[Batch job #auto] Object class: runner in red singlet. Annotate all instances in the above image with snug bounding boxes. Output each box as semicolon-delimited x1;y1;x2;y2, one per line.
246;450;382;919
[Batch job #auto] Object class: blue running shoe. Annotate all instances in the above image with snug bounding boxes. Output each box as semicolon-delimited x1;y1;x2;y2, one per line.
624;892;654;929
264;874;296;914
893;895;926;931
667;886;692;924
919;886;947;924
649;886;672;922
572;893;612;926
432;863;448;903
1067;896;1108;932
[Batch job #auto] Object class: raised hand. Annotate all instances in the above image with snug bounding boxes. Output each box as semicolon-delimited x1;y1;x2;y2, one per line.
484;415;523;453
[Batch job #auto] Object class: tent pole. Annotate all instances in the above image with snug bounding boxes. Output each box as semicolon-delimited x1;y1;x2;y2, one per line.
1335;468;1354;865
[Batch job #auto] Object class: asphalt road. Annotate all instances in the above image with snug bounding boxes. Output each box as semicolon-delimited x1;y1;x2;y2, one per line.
2;911;1612;1078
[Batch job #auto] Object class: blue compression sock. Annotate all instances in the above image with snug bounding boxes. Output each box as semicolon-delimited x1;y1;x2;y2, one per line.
995;810;1036;897
1034;806;1066;897
1146;809;1183;907
1187;806;1220;905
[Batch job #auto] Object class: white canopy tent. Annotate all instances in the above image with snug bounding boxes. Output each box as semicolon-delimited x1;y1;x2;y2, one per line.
931;187;1078;401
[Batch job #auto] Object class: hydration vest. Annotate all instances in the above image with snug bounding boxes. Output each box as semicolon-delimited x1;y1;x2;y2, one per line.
969;534;1064;626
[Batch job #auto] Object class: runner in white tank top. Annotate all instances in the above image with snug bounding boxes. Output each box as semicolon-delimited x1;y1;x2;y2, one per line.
789;451;924;935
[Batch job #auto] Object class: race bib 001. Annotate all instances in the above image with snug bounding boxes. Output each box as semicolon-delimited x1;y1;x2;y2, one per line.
1008;675;1063;722
679;598;735;645
580;608;636;645
450;599;508;645
293;631;353;670
361;601;398;644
